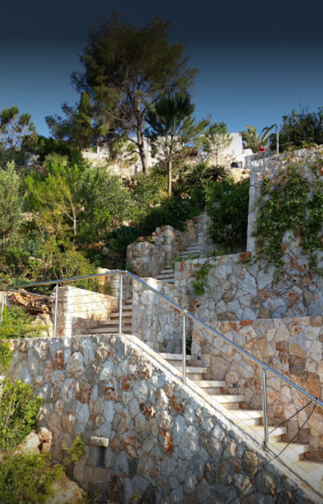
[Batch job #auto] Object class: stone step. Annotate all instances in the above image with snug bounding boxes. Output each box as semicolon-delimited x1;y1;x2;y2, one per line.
248;425;287;442
160;353;192;362
195;380;225;388
210;394;244;404
156;273;175;280
271;442;310;463
293;460;323;483
155;278;175;284
103;317;132;326
90;325;132;334
185;367;208;380
160;268;175;274
229;410;263;425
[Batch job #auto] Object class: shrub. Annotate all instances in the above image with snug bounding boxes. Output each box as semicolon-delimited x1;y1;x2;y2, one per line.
206;178;249;253
0;378;42;450
139;197;202;236
0;452;63;504
106;226;141;268
0;306;43;340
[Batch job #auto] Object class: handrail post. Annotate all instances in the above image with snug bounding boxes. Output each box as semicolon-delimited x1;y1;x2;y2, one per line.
0;289;5;327
182;313;186;384
262;368;268;446
119;273;123;334
53;283;59;338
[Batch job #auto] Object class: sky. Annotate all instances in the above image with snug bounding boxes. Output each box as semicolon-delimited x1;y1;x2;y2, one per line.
1;0;323;139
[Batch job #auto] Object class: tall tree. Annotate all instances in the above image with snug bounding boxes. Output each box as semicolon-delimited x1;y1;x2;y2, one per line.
241;125;274;153
200;121;232;165
71;13;198;174
0;107;36;151
145;93;208;196
46;93;93;150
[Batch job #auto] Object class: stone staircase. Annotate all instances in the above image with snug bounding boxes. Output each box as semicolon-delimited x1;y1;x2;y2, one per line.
155;243;202;284
89;301;133;334
160;353;323;492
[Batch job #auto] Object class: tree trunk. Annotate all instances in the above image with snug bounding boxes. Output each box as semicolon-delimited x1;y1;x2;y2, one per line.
168;158;172;197
137;125;148;175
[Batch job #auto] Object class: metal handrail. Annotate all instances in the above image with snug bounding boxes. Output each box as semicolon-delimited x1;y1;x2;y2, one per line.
2;269;323;413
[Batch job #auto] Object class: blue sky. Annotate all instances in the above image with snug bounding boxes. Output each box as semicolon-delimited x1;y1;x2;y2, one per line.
1;1;323;138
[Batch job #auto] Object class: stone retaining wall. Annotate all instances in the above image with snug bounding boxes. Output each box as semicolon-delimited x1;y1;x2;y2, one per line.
56;286;118;337
175;245;323;321
126;214;216;278
2;334;320;504
132;277;189;354
246;147;323;252
191;315;323;458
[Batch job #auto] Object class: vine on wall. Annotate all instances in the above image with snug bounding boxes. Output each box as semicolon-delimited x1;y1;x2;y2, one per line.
254;161;323;273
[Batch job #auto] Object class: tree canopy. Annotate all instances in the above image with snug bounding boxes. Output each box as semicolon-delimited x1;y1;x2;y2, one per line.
70;13;198;173
46;93;93;150
145;93;208;195
0;107;36;151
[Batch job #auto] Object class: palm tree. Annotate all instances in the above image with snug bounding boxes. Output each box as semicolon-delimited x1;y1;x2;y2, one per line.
241;125;275;153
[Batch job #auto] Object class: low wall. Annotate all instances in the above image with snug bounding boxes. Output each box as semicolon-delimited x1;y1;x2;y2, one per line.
56;286;118;337
175;246;323;321
191;315;323;458
2;334;320;504
127;214;216;278
132;277;189;353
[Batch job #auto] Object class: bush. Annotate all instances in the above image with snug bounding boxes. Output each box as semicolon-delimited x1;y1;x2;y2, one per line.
0;378;42;450
139;197;202;236
0;452;63;504
0;306;43;340
206;178;249;253
106;226;141;268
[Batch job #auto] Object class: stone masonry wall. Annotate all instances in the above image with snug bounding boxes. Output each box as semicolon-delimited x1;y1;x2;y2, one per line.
56;286;118;337
246;147;323;252
127;214;216;278
2;334;321;504
132;277;189;354
175;246;323;322
191;315;323;458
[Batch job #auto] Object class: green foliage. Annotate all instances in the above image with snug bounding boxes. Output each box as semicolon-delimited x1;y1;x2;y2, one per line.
0;378;42;450
191;262;213;295
27;135;84;165
254;163;323;271
241;124;275;153
0;106;36;151
0;162;24;249
26;155;132;245
0;306;42;340
0;451;63;504
139;196;202;237
199;121;232;165
71;13;198;173
0;342;11;371
46;93;93;150
174;162;227;206
207;178;249;252
106;226;141;268
145;93;209;195
63;434;85;467
271;108;323;152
